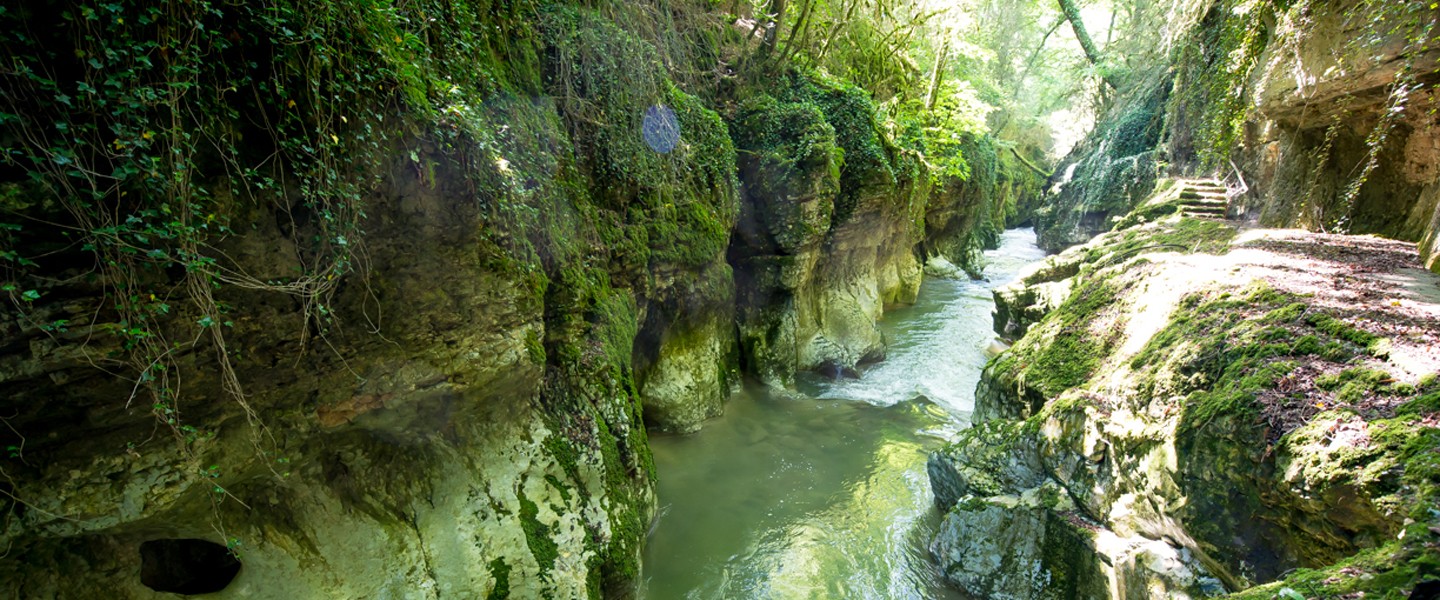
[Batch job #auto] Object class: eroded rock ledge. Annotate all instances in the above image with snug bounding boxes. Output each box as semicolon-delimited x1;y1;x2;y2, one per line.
931;202;1440;598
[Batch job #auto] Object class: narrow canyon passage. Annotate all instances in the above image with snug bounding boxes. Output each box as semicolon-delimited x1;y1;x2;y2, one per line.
640;230;1047;598
4;0;1439;596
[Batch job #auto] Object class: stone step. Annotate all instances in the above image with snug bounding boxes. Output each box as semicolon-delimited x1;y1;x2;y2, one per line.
1181;199;1228;208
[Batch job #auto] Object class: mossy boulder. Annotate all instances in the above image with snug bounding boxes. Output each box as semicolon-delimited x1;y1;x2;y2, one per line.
928;420;1047;509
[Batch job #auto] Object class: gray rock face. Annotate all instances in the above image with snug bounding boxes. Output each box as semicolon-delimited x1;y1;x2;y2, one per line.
927;421;1046;509
930;483;1109;600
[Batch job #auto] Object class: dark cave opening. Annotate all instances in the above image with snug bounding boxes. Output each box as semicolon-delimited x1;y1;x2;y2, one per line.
139;538;242;595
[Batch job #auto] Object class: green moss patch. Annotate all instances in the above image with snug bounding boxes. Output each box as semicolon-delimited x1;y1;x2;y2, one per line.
538;5;739;271
518;488;559;575
990;271;1128;405
487;558;512;600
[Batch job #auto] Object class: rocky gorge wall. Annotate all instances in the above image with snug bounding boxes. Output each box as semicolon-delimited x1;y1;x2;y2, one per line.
726;73;924;387
0;1;1039;597
1035;0;1440;272
931;192;1440;598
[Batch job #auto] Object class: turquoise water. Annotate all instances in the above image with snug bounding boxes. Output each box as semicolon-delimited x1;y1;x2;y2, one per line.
640;229;1047;599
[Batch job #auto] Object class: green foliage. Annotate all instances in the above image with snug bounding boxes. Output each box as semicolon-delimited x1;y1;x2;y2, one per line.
0;0;547;438
766;0;935;100
884;84;992;184
1169;0;1281;168
732;95;842;179
769;68;896;224
539;5;739;269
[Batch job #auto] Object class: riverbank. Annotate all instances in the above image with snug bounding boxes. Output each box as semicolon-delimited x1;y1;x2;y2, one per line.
930;209;1440;598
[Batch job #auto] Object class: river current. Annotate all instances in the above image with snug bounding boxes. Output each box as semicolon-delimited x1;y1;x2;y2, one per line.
640;229;1048;599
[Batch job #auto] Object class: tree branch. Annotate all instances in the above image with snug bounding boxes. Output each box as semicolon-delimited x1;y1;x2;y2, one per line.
1057;0;1119;89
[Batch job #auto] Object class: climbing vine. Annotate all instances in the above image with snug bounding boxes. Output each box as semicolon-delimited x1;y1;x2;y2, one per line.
1326;0;1437;232
1169;0;1285;169
0;0;550;544
0;0;405;450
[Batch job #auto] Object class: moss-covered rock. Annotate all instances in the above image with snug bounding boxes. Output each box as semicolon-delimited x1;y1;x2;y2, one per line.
0;1;756;596
928;420;1048;510
1034;75;1171;253
727;68;925;386
932;189;1440;598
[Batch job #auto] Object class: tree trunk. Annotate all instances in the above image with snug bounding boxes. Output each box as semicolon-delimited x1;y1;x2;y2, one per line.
763;0;787;50
818;0;860;62
925;41;950;111
780;0;816;62
1010;146;1052;178
1057;0;1118;89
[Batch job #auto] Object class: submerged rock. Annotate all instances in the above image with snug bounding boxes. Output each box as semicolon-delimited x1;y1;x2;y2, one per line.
924;255;968;279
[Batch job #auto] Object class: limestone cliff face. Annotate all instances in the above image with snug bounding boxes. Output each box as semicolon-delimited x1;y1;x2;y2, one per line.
727;73;927;387
0;3;734;596
0;1;1045;596
1036;0;1440;268
1223;0;1440;273
931;205;1440;598
0;146;657;598
634;261;740;434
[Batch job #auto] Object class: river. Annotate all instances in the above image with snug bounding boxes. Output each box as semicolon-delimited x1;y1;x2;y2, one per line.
639;228;1048;599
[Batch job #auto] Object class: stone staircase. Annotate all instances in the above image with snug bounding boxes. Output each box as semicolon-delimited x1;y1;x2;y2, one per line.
1176;178;1230;220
